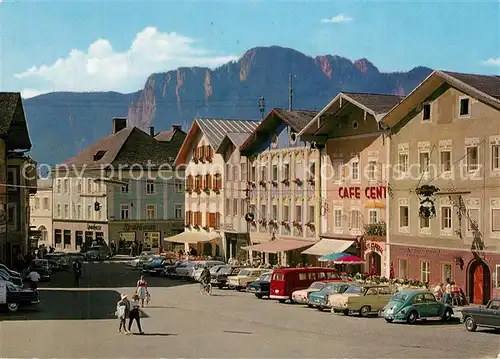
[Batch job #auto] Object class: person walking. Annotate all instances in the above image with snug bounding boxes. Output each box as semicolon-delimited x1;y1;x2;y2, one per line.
116;293;131;334
136;276;148;307
444;278;452;304
73;259;83;287
27;269;40;290
128;294;144;334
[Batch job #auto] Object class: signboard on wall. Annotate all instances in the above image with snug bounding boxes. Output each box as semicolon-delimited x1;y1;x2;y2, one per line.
123;223;157;231
339;186;387;200
87;224;102;230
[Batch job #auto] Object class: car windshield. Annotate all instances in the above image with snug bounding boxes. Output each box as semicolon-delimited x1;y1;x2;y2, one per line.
210;265;222;273
260;274;271;282
324;284;346;293
487;299;500;309
309;282;325;290
344;286;364;295
219;266;232;274
151;259;162;264
238;270;251;276
392;293;408;302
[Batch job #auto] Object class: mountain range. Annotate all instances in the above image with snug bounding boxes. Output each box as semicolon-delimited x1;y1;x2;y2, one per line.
22;46;432;166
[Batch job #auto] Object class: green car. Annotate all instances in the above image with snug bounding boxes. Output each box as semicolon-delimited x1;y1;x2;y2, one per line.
381;290;454;324
307;282;351;311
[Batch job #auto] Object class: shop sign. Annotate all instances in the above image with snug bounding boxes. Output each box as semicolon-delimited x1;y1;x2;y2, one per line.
366;242;384;254
400;246;448;258
123;223;157;231
87;224;102;230
339;186;386;200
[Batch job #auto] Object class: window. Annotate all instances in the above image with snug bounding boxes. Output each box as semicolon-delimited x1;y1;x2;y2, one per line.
420;261;430;283
283;163;290;181
492;145;500;171
122;184;129;193
398;153;409;175
368;161;376;181
87;205;91;219
349;210;360;229
76;180;82;193
492;208;500;232
309;162;316;179
442;263;452;283
225;164;232;181
419;152;430;174
398;259;409;278
146;205;156;219
7;169;16;189
283;205;289;221
260;166;267;182
333;161;344;182
64;204;69;218
466;146;479;172
441;206;452;230
298;273;307;281
43;198;49;210
175;180;183;193
368;209;378;224
233;199;238;216
72;204;76;218
420;216;430;230
240;199;246;215
241;163;247;181
77;205;82;219
174;204;182;219
308;206;315;223
226;199;231;216
295;205;302;223
459;97;470;117
272;165;278;182
7;204;16;228
334;209;342;229
121;205;130;220
467;208;479;232
63;230;71;246
399;206;409;228
250;165;256;182
63;179;69;193
54;229;62;245
233;165;239;181
272;204;278;220
422;103;431;121
146;180;155;194
261;204;267;218
351;161;359;181
56;179;61;193
87;179;92;193
440;150;452;172
34;198;40;210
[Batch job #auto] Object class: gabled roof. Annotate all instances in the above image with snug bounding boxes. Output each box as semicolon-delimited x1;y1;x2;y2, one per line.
381;70;500;128
62;127;184;169
175;118;259;165
298;92;403;136
0;92;32;150
216;132;255;154
155;130;175;142
239;108;318;156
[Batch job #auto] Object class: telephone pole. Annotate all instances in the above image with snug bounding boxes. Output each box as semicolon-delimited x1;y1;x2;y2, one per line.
288;73;293;110
259;97;266;119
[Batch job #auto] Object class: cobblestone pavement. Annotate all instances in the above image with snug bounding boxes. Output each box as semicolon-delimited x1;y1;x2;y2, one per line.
1;262;499;358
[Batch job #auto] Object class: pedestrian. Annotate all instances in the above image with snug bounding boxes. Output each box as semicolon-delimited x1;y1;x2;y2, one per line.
27;269;40;290
73;259;83;287
128;294;144;334
136;276;148;307
434;283;444;300
444;278;452;304
116;293;130;334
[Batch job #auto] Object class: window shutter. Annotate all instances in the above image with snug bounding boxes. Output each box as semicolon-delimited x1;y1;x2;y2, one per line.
186;211;190;225
377;161;383;181
217;174;222;189
207;174;212;189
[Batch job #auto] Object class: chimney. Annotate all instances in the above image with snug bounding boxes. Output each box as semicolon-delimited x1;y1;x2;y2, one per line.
172;124;182;131
149;126;155;137
112;117;127;134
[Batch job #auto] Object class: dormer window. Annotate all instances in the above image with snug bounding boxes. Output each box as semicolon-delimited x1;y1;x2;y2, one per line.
459;97;470;117
93;150;107;161
422;103;431;121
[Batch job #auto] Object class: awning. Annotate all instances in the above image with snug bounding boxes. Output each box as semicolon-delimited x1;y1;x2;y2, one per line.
165;231;221;244
301;238;355;256
244;239;314;254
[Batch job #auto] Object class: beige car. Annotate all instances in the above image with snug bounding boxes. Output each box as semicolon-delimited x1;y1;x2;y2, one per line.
227;268;268;290
329;284;394;317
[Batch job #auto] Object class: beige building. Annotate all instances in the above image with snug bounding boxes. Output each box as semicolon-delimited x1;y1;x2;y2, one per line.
380;70;500;304
174;118;260;260
29;179;53;246
240;109;322;266
299;92;403;274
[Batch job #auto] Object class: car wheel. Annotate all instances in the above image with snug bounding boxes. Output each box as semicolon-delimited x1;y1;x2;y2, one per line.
307;304;313;308
255;294;263;299
385;318;394;323
278;299;286;303
406;311;418;324
441;309;453;322
218;285;223;289
464;316;477;332
317;306;324;312
359;305;371;317
7;302;19;312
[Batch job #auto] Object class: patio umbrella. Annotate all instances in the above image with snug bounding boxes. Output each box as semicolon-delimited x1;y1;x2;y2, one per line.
334;255;365;264
318;252;350;262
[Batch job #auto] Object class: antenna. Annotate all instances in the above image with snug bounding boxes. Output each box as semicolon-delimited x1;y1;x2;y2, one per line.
259;97;266;119
288;73;293;110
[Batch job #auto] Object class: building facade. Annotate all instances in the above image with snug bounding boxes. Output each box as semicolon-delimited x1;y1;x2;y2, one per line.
241;109;322;266
299;92;403;274
380;71;500;303
174;118;259;260
29;179;53;246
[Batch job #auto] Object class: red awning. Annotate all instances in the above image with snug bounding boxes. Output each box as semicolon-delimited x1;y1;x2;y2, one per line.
244;239;314;254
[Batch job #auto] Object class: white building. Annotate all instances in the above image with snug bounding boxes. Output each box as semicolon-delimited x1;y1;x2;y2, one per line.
29;179;53;246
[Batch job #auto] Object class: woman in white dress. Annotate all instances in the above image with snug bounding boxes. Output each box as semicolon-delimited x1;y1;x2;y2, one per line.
136;276;148;307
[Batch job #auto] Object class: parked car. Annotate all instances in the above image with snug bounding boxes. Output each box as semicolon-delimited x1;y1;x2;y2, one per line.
29;259;51;281
192;261;226;282
211;266;241;289
65;252;86;263
174;261;203;279
85;245;110;261
308;282;351;310
381;290;453;323
291;280;343;304
329;284;393;317
163;260;186;277
142;258;172;276
0;268;23;287
127;252;156;269
270;267;340;303
45;253;70;271
0;280;40;312
0;264;22;278
461;298;500;332
227;268;268;291
246;272;272;298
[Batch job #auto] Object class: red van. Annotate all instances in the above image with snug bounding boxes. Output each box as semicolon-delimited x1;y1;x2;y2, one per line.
270;267;340;302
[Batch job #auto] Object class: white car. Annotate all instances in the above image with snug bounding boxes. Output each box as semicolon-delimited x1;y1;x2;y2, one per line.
174;261;198;278
127;252;157;269
192;261;226;281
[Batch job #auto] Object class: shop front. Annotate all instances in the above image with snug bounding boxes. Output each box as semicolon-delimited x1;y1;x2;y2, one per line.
390;244;500;305
53;220;108;251
363;237;386;276
225;232;249;262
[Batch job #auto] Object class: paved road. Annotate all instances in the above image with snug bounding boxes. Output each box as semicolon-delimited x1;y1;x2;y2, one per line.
1;262;499;358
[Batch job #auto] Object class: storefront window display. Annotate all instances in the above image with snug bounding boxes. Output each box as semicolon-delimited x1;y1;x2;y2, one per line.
144;232;160;250
118;232;136;251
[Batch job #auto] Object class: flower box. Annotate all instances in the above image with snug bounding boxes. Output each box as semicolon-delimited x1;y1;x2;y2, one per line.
293;178;303;186
213;187;220;194
307;177;315;186
281;179;290;186
305;221;315;231
195;188;202;194
203;187;210;194
271;180;278;187
259;180;267;188
258;219;267;226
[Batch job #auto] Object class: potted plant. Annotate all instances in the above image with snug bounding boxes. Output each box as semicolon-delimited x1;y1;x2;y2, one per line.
193;225;200;230
415;184;439;197
247;181;256;188
307;177;315;186
184;224;190;228
259;180;267;188
418;198;436;218
250;220;256;227
293;178;303;186
193;156;199;164
202;226;209;231
305;221;315;231
269;219;278;228
281;220;290;229
185;187;192;194
203;187;210;194
281;178;290;186
364;221;387;237
213;187;220;194
292;220;302;229
195;188;202;194
258;218;267;226
271;180;278;187
205;155;212;163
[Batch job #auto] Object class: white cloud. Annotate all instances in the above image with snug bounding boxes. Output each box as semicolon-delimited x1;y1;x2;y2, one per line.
483;57;500;66
321;14;353;23
15;27;238;96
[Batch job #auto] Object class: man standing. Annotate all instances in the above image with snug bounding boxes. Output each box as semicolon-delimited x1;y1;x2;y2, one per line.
73;259;83;287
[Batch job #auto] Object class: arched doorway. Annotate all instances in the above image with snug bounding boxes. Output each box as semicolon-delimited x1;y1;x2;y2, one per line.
38;226;48;242
366;251;382;275
468;259;491;305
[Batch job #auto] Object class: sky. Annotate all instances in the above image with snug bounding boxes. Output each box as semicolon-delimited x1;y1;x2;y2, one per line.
0;0;499;98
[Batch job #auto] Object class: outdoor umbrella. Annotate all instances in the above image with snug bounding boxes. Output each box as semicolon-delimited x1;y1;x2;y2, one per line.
318;252;350;262
333;255;365;264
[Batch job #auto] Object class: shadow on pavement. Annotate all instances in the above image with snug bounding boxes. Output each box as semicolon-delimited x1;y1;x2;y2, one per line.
39;262;192;289
134;333;177;336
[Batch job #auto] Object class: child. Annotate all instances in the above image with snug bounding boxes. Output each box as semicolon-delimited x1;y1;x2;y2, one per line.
146;292;151;306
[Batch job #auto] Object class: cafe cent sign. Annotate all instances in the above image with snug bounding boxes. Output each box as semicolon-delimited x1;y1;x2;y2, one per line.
339;186;387;200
